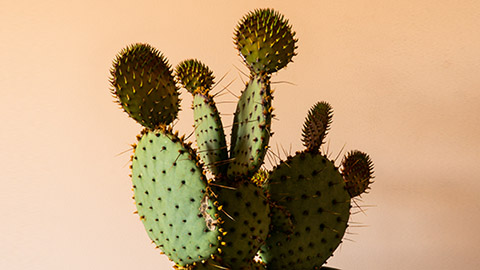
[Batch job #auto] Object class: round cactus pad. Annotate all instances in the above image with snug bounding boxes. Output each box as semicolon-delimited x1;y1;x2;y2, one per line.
132;129;221;266
110;43;179;129
235;8;297;74
176;59;215;94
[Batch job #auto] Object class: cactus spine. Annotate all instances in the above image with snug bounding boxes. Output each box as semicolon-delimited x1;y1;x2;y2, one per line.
110;8;375;270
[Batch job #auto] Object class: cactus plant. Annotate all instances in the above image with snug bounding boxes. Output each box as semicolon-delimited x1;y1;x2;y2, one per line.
109;8;375;270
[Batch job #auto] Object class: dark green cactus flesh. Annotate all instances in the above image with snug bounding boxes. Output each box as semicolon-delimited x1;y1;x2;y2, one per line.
176;60;228;177
302;101;333;153
110;43;179;129
192;94;229;176
235;9;297;75
260;151;351;269
341;150;374;197
110;8;375;270
211;181;270;268
228;76;272;180
268;203;294;236
132;127;221;266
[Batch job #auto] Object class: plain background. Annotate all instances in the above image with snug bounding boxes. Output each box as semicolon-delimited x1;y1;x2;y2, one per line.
2;0;480;269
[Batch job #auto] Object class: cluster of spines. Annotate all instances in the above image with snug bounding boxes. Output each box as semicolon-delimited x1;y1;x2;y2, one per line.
251;169;269;187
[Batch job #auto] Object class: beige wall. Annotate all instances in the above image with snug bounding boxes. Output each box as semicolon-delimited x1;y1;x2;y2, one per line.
2;0;480;269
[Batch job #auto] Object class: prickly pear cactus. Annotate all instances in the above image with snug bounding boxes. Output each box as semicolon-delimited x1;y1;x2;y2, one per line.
109;8;375;270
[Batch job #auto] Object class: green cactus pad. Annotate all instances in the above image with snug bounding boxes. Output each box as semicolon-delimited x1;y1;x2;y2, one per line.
211;181;270;268
110;43;179;128
269;203;294;235
192;94;229;176
228;76;272;180
260;151;351;269
176;59;215;94
341;150;374;198
176;59;229;177
132;127;221;266
234;8;297;75
302;101;333;153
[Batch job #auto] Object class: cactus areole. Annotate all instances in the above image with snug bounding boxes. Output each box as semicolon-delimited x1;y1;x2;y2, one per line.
109;8;375;270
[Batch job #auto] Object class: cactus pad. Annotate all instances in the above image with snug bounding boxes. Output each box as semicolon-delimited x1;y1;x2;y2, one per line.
260;151;351;269
132;128;221;266
176;59;215;94
268;203;294;235
234;8;297;75
302;101;333;153
341;150;374;197
110;43;179;128
211;181;270;268
228;76;272;179
192;93;229;176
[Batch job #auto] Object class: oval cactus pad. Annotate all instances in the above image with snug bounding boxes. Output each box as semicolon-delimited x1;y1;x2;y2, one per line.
228;76;272;179
132;128;221;266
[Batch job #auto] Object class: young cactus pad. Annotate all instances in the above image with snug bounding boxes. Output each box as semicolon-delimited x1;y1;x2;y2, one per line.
110;43;179;129
341;150;375;198
175;59;215;94
302;101;333;153
235;8;297;75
